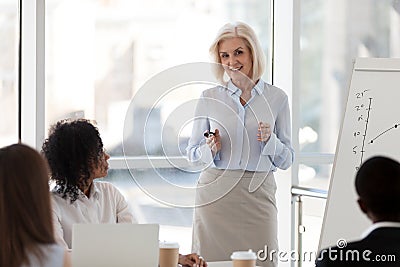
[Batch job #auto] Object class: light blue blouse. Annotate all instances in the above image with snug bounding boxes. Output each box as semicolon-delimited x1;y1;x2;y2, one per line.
186;79;294;172
22;244;64;267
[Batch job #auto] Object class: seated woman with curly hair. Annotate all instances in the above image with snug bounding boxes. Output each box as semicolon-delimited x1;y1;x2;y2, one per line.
42;119;206;267
42;119;134;248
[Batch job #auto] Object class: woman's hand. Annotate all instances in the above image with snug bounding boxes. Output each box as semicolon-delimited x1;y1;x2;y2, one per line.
257;122;271;142
205;129;221;155
178;253;207;267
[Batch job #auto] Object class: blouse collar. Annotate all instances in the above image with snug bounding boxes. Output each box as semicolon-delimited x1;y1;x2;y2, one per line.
226;79;264;96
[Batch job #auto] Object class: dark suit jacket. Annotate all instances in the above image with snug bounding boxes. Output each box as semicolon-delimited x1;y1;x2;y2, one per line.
315;227;400;267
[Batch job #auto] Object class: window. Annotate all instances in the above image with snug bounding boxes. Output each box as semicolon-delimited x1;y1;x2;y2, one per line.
45;0;273;157
298;0;400;185
0;0;19;147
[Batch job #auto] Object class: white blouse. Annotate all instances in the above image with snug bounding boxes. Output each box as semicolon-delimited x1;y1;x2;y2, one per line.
51;181;137;249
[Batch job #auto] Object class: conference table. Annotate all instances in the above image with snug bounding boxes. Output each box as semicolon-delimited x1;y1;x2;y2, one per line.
207;262;231;267
207;262;260;267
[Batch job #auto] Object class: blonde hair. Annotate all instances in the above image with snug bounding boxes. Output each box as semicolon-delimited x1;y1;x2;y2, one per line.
209;21;266;83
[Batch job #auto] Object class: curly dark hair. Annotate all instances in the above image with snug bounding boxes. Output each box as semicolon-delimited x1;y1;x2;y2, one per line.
42;119;104;203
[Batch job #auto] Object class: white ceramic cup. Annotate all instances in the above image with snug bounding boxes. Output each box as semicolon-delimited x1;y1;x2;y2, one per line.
231;249;257;267
159;241;179;267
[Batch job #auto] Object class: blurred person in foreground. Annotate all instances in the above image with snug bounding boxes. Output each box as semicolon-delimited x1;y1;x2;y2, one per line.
42;118;206;267
187;21;294;267
316;156;400;267
0;143;71;267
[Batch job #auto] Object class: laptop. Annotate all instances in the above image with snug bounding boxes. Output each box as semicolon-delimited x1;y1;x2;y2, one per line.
72;223;159;267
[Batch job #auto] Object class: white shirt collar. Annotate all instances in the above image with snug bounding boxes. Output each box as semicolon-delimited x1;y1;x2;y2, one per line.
226;79;264;96
361;221;400;238
88;182;101;199
53;181;100;200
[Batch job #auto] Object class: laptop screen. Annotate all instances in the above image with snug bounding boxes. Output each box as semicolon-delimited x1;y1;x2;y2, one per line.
72;223;159;267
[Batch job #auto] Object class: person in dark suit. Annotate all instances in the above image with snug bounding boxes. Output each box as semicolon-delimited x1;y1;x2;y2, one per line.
315;156;400;266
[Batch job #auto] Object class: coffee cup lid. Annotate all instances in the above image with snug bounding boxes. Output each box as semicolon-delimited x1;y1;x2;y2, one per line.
159;241;180;249
230;249;257;260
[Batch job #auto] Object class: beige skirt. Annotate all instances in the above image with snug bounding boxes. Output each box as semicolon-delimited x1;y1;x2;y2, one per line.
192;168;278;267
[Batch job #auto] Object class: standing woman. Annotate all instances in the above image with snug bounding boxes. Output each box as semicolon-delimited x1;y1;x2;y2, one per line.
187;22;294;267
0;144;71;267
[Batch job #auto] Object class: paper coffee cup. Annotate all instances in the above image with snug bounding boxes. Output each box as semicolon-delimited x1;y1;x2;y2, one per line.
159;241;179;267
231;249;257;267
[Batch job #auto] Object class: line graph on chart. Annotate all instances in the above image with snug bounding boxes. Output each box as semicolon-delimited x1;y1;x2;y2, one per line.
351;88;400;172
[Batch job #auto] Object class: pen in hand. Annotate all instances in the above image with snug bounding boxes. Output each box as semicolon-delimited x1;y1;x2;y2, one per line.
203;131;215;138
